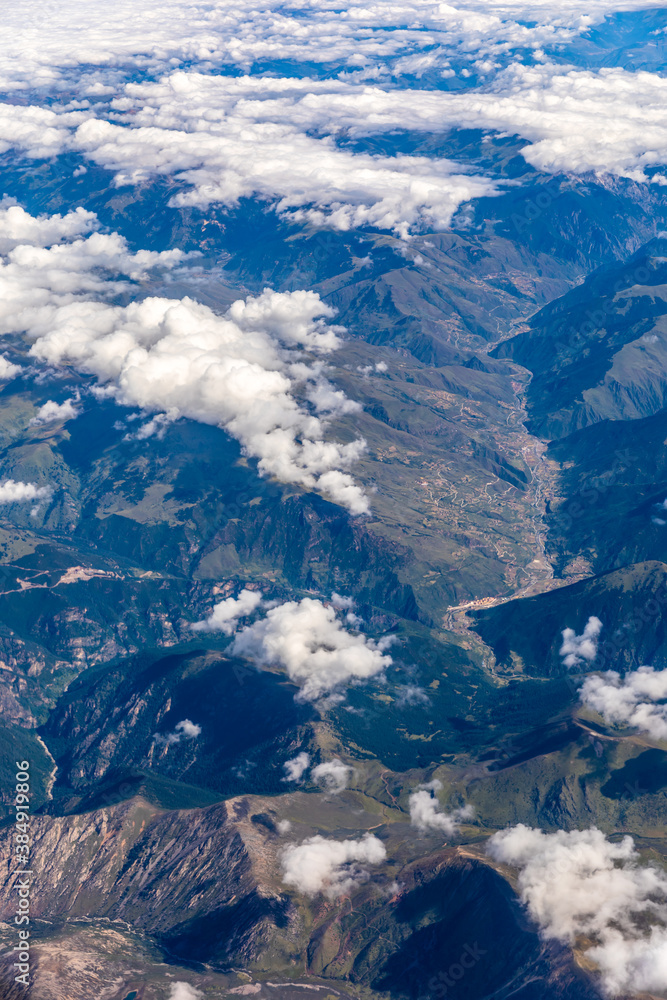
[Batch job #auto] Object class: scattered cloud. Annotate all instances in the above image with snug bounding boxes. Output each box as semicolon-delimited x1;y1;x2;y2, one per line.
280;832;386;898
0;479;52;504
154;719;202;746
191;588;263;635
487;824;667;997
409;779;473;834
330;593;355;611
396;684;430;707
168;984;203;1000
283;752;311;783
231;597;392;702
560;615;602;669
0;356;21;380
29;397;81;426
579;666;667;741
312;758;353;793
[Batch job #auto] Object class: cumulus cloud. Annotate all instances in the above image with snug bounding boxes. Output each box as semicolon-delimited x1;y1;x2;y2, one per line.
0;356;21;380
168;984;203;1000
487;825;667;997
0;206;368;513
409;780;473;835
191;588;263;635
312;758;353;793
0;103;86;161
579;666;667;741
0;205;183;336
280;832;386;898
560;616;602;669
0;480;52;504
29;397;81;426
154;719;202;746
283;752;311;783
0;203;95;253
231;597;392;702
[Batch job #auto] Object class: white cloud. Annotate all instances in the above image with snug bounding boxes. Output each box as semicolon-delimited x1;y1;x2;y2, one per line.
0;206;183;338
155;718;202;746
312;758;353;793
29;397;80;426
409;779;473;835
280;832;386;898
0;0;634;95
0;103;86;160
0;6;665;235
231;597;392;702
451;63;667;182
0;206;368;513
487;825;667;997
0;480;52;504
28;291;368;512
0;356;21;380
396;684;430;707
57;59;667;233
168;984;203;1000
191;588;263;635
330;593;355;610
579;666;667;741
175;719;201;738
283;752;311;783
0;203;95;253
560;616;603;669
73;97;497;238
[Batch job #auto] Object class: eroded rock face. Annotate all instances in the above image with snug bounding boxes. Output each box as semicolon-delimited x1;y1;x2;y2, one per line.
0;796;297;969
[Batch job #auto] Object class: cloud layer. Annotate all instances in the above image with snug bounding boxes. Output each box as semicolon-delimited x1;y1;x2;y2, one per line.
2;4;666;235
231;597;392;701
0;0;639;94
73;88;499;235
280;832;386;898
487;825;667;997
579;666;667;740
